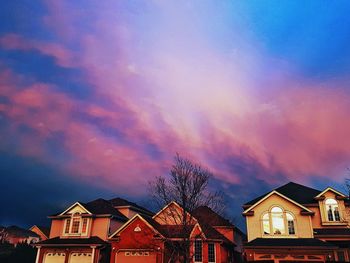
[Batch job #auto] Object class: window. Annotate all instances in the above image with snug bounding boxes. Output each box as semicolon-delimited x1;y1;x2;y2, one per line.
262;213;270;235
63;213;89;235
286;213;295;235
208;243;215;263
271;207;285;235
262;207;296;236
194;240;202;262
326;199;340;221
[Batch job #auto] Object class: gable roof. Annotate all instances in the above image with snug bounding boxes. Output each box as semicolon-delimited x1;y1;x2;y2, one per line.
315;187;346;198
30;225;50;238
192;206;233;227
109;214;165;239
152;201;198;223
243;190;313;214
53;198;128;220
244;182;321;207
109;197;154;215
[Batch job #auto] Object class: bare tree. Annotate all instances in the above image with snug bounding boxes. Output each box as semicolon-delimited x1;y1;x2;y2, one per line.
149;153;225;263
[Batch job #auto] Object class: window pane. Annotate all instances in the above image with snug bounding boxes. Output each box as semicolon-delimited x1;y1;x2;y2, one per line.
271;207;283;213
334;207;340;221
194;240;202;262
288;220;295;235
64;219;71;234
71;218;80;233
208;243;215;262
81;218;88;233
262;213;270;235
272;212;285;235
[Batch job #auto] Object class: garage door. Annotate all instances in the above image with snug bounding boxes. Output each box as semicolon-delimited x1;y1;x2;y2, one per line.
116;250;157;263
44;252;65;263
69;252;92;263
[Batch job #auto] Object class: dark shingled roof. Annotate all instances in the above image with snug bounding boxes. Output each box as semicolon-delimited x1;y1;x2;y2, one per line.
82;198;128;220
244;182;321;206
109;197;154;215
35;226;50;238
192;206;233;227
38;236;107;246
314;228;350;236
245;238;336;248
52;198;128;220
6;226;39;238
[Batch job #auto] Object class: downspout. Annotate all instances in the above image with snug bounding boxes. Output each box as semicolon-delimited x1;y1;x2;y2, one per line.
91;246;96;263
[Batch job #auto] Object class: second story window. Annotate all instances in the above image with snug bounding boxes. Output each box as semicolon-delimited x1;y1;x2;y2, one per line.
194;239;202;262
64;213;89;236
208;243;215;263
325;198;340;221
262;207;296;236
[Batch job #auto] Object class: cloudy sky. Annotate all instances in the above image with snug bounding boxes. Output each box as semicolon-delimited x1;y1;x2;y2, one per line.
1;0;350;229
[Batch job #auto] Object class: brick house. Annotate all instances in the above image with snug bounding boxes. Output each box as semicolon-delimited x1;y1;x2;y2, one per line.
109;201;244;263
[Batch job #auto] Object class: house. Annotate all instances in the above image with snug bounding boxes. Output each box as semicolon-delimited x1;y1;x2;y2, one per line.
35;197;152;263
1;225;40;245
109;201;242;263
242;182;350;262
30;225;50;241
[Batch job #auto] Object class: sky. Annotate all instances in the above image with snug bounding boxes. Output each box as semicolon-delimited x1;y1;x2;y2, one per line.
1;0;350;229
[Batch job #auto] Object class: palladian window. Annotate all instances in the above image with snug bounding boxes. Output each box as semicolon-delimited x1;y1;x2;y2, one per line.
262;207;296;236
325;198;340;221
64;213;89;235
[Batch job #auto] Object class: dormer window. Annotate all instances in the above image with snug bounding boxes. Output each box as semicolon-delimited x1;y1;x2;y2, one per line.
325;198;340;221
262;206;296;236
63;213;89;236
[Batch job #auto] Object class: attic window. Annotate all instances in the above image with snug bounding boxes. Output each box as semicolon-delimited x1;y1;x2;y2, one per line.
325;198;340;221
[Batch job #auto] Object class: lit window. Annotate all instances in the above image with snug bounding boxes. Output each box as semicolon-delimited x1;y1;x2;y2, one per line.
325;199;340;221
262;207;296;236
271;207;285;235
194;240;202;262
81;218;88;234
262;213;270;235
208;243;215;263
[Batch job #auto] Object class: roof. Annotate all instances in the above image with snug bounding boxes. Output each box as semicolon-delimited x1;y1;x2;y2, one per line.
245;238;336;248
52;198;128;220
192;206;233;227
314;228;350;237
5;226;39;238
109;197;154;215
244;182;321;206
82;198;128;220
157;225;194;238
37;236;107;246
31;225;50;238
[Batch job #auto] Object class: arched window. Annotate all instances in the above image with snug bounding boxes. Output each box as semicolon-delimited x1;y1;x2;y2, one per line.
261;207;296;236
325;198;340;221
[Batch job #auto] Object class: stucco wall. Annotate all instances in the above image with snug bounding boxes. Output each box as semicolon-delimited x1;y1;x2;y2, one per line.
245;193;313;241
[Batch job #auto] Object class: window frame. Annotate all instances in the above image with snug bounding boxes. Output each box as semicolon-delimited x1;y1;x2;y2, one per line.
194;239;203;263
325;198;341;222
261;206;297;237
63;212;90;236
208;242;216;263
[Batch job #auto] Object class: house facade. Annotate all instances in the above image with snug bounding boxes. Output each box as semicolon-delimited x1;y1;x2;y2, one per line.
243;182;350;263
109;202;243;263
35;197;153;263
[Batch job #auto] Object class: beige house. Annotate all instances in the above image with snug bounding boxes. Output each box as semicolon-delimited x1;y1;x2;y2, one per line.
243;182;350;262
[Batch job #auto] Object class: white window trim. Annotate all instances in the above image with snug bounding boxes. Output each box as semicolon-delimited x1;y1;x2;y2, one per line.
261;206;297;237
62;213;90;237
194;239;203;263
324;198;341;222
208;242;216;263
